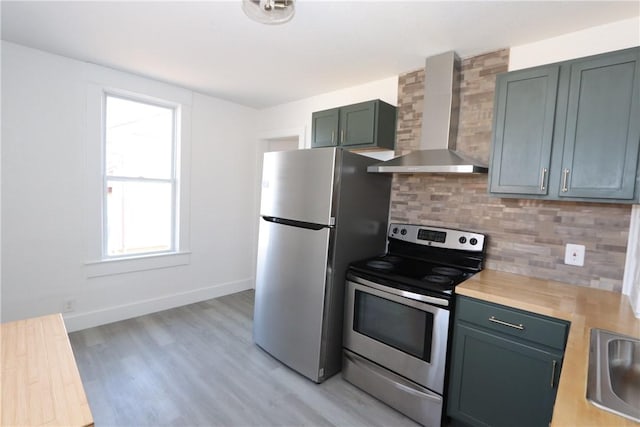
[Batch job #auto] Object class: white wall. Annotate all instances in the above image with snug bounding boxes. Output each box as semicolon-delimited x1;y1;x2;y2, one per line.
5;17;637;330
509;17;640;70
1;42;258;331
623;206;640;318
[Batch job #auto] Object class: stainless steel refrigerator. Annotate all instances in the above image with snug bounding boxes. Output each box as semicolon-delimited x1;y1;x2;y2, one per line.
254;147;392;383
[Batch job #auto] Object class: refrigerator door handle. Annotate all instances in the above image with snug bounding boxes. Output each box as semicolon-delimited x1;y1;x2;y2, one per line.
261;216;328;231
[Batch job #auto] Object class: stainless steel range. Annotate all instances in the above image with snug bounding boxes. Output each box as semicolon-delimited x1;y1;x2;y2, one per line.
342;223;487;427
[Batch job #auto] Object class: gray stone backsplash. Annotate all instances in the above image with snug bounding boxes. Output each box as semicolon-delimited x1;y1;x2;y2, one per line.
389;49;631;291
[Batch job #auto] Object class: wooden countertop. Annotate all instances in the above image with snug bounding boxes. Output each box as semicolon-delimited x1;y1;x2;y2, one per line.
1;314;94;427
457;269;640;427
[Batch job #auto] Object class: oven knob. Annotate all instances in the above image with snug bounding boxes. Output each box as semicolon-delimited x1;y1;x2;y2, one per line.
459;236;467;244
470;238;478;246
400;229;407;236
392;227;399;234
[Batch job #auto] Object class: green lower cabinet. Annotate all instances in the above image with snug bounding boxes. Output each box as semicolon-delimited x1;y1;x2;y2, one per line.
447;296;569;427
448;323;562;427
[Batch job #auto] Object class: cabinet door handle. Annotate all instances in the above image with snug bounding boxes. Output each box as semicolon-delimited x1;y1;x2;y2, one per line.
540;167;548;191
561;168;570;192
489;316;525;330
550;360;557;388
340;129;345;143
331;131;335;144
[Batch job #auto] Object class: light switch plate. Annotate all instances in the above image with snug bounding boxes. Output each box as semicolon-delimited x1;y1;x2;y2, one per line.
565;244;585;266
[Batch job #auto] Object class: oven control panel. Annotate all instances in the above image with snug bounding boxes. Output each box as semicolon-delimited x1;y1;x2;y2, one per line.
389;223;485;252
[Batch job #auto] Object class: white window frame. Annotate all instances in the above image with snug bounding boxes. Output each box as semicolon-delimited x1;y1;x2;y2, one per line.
101;93;179;259
84;68;191;277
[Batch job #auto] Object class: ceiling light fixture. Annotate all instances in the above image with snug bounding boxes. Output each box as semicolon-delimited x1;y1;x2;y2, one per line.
242;0;295;25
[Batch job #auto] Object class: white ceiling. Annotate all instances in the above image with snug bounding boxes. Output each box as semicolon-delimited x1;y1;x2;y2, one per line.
2;1;639;108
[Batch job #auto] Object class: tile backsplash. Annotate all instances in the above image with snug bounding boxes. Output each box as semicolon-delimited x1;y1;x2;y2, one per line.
389;49;632;291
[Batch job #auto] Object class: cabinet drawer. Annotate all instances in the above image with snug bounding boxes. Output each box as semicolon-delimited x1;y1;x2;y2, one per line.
456;296;569;351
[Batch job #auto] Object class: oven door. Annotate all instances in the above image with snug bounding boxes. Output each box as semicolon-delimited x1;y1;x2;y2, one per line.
344;276;450;393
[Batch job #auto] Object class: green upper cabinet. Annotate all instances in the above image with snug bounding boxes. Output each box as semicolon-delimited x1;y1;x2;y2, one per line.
311;107;340;148
489;47;640;203
559;50;640;200
490;66;559;195
311;99;396;150
339;101;377;147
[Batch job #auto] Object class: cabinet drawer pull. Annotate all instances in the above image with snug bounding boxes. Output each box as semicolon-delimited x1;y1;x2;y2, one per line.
488;316;525;330
550;360;557;388
340;129;345;143
331;131;335;144
540;168;548;191
561;168;570;192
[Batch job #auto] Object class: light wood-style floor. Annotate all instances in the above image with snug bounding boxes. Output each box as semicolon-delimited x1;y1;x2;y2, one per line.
69;290;418;426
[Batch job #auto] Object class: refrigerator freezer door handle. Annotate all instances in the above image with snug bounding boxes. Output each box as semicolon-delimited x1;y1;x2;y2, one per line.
261;216;328;231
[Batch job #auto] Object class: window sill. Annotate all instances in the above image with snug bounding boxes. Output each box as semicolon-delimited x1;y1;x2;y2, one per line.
85;252;191;278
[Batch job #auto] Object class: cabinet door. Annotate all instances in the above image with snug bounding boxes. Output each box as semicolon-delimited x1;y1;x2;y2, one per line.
448;323;562;427
559;49;640;199
490;66;559;195
339;101;376;147
311;108;339;148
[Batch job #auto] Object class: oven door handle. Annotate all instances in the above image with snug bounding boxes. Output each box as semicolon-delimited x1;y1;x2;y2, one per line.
348;276;449;308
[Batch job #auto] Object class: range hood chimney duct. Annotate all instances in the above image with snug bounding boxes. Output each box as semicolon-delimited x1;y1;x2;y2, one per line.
368;51;488;174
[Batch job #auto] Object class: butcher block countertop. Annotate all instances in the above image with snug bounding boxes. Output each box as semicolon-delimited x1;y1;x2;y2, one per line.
1;314;93;427
457;269;640;427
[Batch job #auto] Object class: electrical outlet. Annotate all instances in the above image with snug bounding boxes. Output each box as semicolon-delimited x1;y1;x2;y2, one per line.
564;244;585;267
62;299;76;313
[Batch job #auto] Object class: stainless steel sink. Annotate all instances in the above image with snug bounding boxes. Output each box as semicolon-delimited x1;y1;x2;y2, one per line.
587;328;640;422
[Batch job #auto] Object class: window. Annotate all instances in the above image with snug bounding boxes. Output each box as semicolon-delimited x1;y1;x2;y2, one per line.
103;95;177;258
85;74;191;277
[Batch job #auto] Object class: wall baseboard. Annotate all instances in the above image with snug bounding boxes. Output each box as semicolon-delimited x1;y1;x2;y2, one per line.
63;278;254;332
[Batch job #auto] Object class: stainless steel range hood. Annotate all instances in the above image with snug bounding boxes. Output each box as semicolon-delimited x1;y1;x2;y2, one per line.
368;51;488;174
